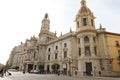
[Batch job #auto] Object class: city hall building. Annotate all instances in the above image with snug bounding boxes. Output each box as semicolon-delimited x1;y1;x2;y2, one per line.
9;0;120;77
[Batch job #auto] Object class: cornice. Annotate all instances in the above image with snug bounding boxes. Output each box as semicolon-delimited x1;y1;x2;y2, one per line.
97;31;120;36
46;32;76;45
76;29;97;35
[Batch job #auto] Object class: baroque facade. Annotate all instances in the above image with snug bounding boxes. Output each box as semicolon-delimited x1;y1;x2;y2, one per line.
9;0;120;76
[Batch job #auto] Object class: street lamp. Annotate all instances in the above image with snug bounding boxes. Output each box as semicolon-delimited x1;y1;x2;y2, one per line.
67;58;72;76
94;66;96;76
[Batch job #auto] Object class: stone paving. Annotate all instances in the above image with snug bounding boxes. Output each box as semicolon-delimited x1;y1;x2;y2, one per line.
0;72;120;80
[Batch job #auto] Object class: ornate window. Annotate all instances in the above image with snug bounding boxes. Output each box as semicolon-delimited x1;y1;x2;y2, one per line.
34;52;36;58
118;50;120;56
48;55;50;60
64;43;67;47
48;48;51;52
116;41;119;47
78;38;80;44
55;53;58;59
91;19;94;26
83;18;87;26
93;37;96;43
118;50;120;61
85;46;91;56
77;21;79;28
94;47;97;55
64;51;67;58
79;48;81;56
56;46;58;50
84;36;89;43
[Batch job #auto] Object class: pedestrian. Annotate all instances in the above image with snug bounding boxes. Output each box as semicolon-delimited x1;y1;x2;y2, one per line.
57;70;60;76
0;68;3;77
23;70;25;74
99;71;101;76
3;68;7;76
75;71;77;75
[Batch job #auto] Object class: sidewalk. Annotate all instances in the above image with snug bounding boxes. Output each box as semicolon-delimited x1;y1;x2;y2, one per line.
0;76;12;80
58;74;120;80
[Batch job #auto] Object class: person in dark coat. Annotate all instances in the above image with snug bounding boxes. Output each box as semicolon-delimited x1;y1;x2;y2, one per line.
3;68;7;76
0;68;4;77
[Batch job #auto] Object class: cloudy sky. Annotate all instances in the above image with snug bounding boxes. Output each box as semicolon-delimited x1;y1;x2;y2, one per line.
0;0;120;65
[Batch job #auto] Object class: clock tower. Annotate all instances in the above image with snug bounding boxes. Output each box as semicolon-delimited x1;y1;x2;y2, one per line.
41;13;50;31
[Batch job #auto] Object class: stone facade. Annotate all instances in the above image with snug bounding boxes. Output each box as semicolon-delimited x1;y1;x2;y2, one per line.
8;0;120;77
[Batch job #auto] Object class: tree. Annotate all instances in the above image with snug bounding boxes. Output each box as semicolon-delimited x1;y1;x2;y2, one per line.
51;63;60;72
12;66;19;70
38;64;44;73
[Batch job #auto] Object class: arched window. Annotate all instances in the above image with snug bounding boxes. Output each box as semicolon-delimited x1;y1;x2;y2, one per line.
77;21;79;28
55;53;58;59
78;38;80;44
84;36;89;43
79;48;81;56
93;37;96;43
64;51;67;58
34;52;36;58
94;47;97;55
83;18;87;26
91;19;94;26
48;55;50;60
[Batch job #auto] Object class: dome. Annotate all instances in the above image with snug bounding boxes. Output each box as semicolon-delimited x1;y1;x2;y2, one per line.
76;0;94;17
79;6;92;14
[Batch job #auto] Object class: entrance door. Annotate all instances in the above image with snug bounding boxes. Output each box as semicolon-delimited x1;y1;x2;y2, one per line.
28;64;33;72
47;65;50;73
86;62;92;76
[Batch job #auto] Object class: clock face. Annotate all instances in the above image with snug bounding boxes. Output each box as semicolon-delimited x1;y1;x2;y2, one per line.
43;22;48;26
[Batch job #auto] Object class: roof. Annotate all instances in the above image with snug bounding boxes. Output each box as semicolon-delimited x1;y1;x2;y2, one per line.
80;6;91;14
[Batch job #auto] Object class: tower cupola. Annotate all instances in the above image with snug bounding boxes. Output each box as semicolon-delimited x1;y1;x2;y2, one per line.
41;13;50;31
81;0;86;7
75;0;96;32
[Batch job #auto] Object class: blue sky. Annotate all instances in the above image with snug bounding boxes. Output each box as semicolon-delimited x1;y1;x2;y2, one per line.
0;0;120;65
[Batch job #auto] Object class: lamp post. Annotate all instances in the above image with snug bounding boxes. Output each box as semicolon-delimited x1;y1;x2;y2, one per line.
94;66;96;77
67;58;72;76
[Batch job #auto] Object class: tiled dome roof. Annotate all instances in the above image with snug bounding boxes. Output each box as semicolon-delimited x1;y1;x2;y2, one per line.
80;6;91;14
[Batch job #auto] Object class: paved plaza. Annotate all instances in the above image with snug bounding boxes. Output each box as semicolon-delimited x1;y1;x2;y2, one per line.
0;72;120;80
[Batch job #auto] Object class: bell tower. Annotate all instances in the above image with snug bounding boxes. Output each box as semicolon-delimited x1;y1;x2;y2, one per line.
41;13;50;31
75;0;95;32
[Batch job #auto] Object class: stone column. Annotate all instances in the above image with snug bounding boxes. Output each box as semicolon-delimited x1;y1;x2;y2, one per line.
90;36;95;57
26;64;28;72
78;60;85;76
80;38;85;57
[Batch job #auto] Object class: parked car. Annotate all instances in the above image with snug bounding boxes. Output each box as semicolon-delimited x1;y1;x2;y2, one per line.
30;70;39;74
8;69;18;72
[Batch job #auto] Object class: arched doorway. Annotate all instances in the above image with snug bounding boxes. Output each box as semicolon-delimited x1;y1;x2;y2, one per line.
86;62;92;76
47;65;50;73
